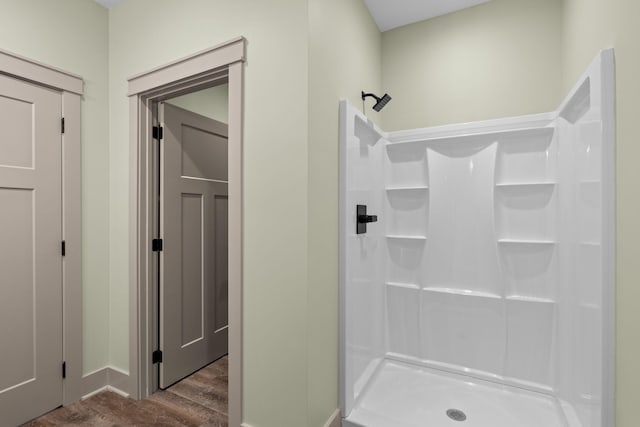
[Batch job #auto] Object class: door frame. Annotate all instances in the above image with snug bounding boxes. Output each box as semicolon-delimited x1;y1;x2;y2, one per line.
127;37;245;426
0;48;83;405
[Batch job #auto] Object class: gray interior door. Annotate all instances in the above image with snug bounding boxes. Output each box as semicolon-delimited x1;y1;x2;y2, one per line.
0;74;63;425
159;102;229;388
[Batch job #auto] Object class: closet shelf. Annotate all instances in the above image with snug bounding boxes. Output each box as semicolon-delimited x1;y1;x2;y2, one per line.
386;235;427;241
423;287;501;299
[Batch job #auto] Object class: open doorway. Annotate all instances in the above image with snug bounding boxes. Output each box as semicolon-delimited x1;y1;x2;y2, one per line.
154;84;230;390
127;38;244;427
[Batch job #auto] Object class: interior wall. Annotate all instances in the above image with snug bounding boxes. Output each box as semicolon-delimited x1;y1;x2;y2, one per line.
561;1;640;425
166;84;229;123
0;0;110;375
307;1;382;424
1;1;635;425
108;1;310;425
380;0;563;131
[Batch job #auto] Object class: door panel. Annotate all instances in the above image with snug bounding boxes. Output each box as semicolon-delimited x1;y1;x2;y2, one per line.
213;195;228;332
180;192;204;346
0;95;33;168
160;102;229;388
181;125;228;180
0;74;63;426
0;188;35;391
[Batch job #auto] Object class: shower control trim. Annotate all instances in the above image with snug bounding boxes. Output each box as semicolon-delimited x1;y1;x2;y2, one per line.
357;204;378;234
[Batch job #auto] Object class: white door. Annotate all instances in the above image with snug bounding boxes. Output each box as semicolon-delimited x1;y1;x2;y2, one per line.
0;74;63;425
159;102;229;388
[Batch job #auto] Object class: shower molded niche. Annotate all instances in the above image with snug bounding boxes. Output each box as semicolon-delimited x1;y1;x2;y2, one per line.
340;50;614;427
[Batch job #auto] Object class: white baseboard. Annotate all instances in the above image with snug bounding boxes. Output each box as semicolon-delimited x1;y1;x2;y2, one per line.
82;385;109;400
107;366;131;397
324;409;341;427
105;384;130;398
240;408;340;427
81;367;108;398
80;366;131;400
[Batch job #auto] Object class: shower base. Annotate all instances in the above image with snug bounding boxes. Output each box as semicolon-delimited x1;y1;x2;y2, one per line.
343;360;568;427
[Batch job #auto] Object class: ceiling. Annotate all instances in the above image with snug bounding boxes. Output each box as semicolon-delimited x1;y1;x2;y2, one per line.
94;0;492;32
364;0;493;32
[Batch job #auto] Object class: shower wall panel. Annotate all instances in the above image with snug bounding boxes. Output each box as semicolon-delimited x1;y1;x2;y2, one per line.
339;104;387;416
424;141;500;295
340;49;614;427
383;126;560;392
553;54;614;425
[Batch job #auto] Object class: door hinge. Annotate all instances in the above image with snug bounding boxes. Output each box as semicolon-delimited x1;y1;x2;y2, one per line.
152;350;163;364
152;238;163;252
62;361;66;379
61;240;66;256
152;125;163;140
61;117;65;134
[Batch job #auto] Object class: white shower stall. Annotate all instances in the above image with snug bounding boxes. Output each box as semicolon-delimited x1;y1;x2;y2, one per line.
339;50;615;427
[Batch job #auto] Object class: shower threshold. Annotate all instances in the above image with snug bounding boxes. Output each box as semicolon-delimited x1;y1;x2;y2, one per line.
343;360;568;427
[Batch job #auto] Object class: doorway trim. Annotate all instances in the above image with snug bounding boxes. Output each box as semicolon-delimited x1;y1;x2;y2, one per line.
127;37;245;427
0;48;84;405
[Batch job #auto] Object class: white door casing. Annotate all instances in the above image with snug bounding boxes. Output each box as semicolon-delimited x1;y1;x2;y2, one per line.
0;73;63;426
159;102;229;388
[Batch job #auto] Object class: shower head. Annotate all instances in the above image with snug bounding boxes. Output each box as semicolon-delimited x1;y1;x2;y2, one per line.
362;91;392;112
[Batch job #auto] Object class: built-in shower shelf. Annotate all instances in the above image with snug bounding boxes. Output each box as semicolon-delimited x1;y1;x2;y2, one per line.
385;138;425;149
506;295;555;304
498;239;556;246
354;114;384;145
386;235;427;241
385;281;420;290
386;126;555;146
349;189;377;194
385;186;429;191
423;287;501;299
580;303;600;310
495;182;556;188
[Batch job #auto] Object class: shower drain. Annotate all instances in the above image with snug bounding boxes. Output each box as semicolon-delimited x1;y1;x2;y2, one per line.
446;409;467;422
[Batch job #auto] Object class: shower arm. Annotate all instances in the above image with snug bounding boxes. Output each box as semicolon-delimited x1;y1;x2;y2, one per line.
361;91;382;103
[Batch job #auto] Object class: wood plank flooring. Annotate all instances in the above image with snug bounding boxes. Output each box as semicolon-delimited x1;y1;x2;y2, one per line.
22;356;228;427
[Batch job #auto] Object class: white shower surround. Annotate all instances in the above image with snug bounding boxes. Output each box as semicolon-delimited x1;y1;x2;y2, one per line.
339;50;615;427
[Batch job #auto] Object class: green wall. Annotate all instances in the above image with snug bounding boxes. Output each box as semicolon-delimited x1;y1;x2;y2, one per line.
381;0;563;131
0;0;110;375
562;0;640;425
108;1;310;424
167;85;229;123
307;0;381;424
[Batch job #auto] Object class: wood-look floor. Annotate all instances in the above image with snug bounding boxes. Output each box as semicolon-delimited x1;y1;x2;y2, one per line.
23;356;228;427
